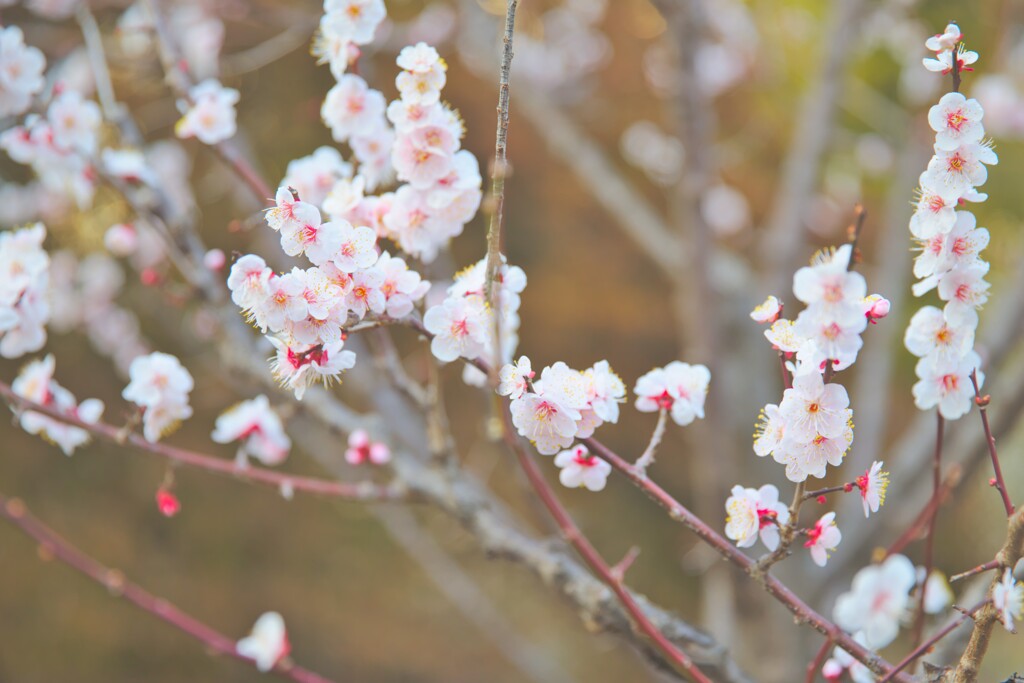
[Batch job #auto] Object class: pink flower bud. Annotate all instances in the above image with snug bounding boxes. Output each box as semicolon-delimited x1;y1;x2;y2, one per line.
369;443;391;465
156;489;180;517
204;248;226;270
104;223;138;257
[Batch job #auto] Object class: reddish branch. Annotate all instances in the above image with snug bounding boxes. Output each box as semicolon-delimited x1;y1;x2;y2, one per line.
0;380;405;503
877;600;987;682
0;493;336;683
805;636;833;683
970;370;1015;517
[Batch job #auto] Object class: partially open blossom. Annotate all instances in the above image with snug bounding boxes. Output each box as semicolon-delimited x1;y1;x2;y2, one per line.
750;295;781;324
104;223;139;257
175;79;239;145
805;511;841;567
122;352;194;442
498;356;533;400
862;294;890;323
925;23;961;53
345;428;390;465
11;355;104;456
554;444;611;492
237;612;290;672
212;395;291;466
856;461;889;518
912;350;983;420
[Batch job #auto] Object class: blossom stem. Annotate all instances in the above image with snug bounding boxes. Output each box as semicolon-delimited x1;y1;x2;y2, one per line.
801;482;856;501
634;408;668;474
877;600;987;682
0;380;405;503
804;636;833;683
970;370;1015;516
950;559;1000;583
495;413;714;682
0;494;337;683
909;412;944;666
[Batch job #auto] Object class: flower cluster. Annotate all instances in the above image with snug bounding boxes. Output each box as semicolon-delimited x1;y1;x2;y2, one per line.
11;355;104;455
1;88;102;208
906;24;994;421
211;395;291;466
122;352;194;442
504;357;625;455
0;223;50;358
425;257;525;369
0;26;46;117
175;79;239;145
312;0;386;80
633;361;710;426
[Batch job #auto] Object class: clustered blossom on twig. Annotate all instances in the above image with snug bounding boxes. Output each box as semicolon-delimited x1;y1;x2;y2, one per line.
906;22;995;420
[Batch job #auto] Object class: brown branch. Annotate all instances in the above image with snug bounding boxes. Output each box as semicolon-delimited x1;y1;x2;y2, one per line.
909;412;944;669
0;380;405;503
805;636;833;683
0;494;336;683
878;600;987;682
971;370;1015;516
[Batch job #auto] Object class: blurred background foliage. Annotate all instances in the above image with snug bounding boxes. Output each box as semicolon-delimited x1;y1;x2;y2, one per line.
2;0;1024;681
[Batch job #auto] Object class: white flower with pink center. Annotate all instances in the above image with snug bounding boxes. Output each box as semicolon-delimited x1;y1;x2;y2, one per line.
510;391;578;455
778;371;850;442
904;305;974;367
397;42;443;73
753;403;786;457
910;185;958;239
396;67;446;107
724;484;789;551
280;202;343;266
913;211;989;280
422;295;489;362
266;187;302;232
922;141;997;201
633;361;710;426
805;512;841;567
252;270;307;333
912;350;983;420
322;75;387;143
0;26;46;117
375;251;429;318
322;175;365;222
236;612;290;672
925;23;961;52
332;221;378;272
928;92;985;151
324;0;386;44
833;554;916;649
781;426;852;482
554;445;611;492
175;79;239;145
935;260;990;324
47;90;101;155
268;337;356;400
211;395;291;466
584;360;626;423
498;356;533;400
344;267;386;319
123;352;193;409
227;254;273;310
350;126;396;191
764;318;806;354
393;123;458;186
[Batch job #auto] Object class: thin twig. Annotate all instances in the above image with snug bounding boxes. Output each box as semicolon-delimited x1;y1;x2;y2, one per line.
0;494;337;683
909;412;944;666
634;408;668;474
0;380;405;503
950;559;1000;584
878;600;987;682
971;370;1015;516
805;636;833;683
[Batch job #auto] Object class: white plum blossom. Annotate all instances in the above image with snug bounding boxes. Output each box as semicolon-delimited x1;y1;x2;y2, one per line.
268;337;356;400
724;484;789;551
227;255;272;310
833;554;916;649
904;305;974;367
375;252;429;318
912;350;983;420
498;356;533;400
279;147;352;208
910;186;958;238
779;372;850;442
750;295;781;324
211;395;291;466
856;461;889;518
923;45;978;75
584;360;626;424
805;512;841;567
323;0;386;45
175;79;239;145
921;569;954;615
279;202;343;266
554;445;611;492
0;26;46;117
510;390;579;456
925;23;961;53
928;92;985;151
633;361;710;426
236;612;290;672
422;295;489;363
11;355;104;456
0;223;51;358
122;352;194;442
331;222;378;272
321;75;387;143
47;90;101;156
922;142;997;201
993;569;1024;632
